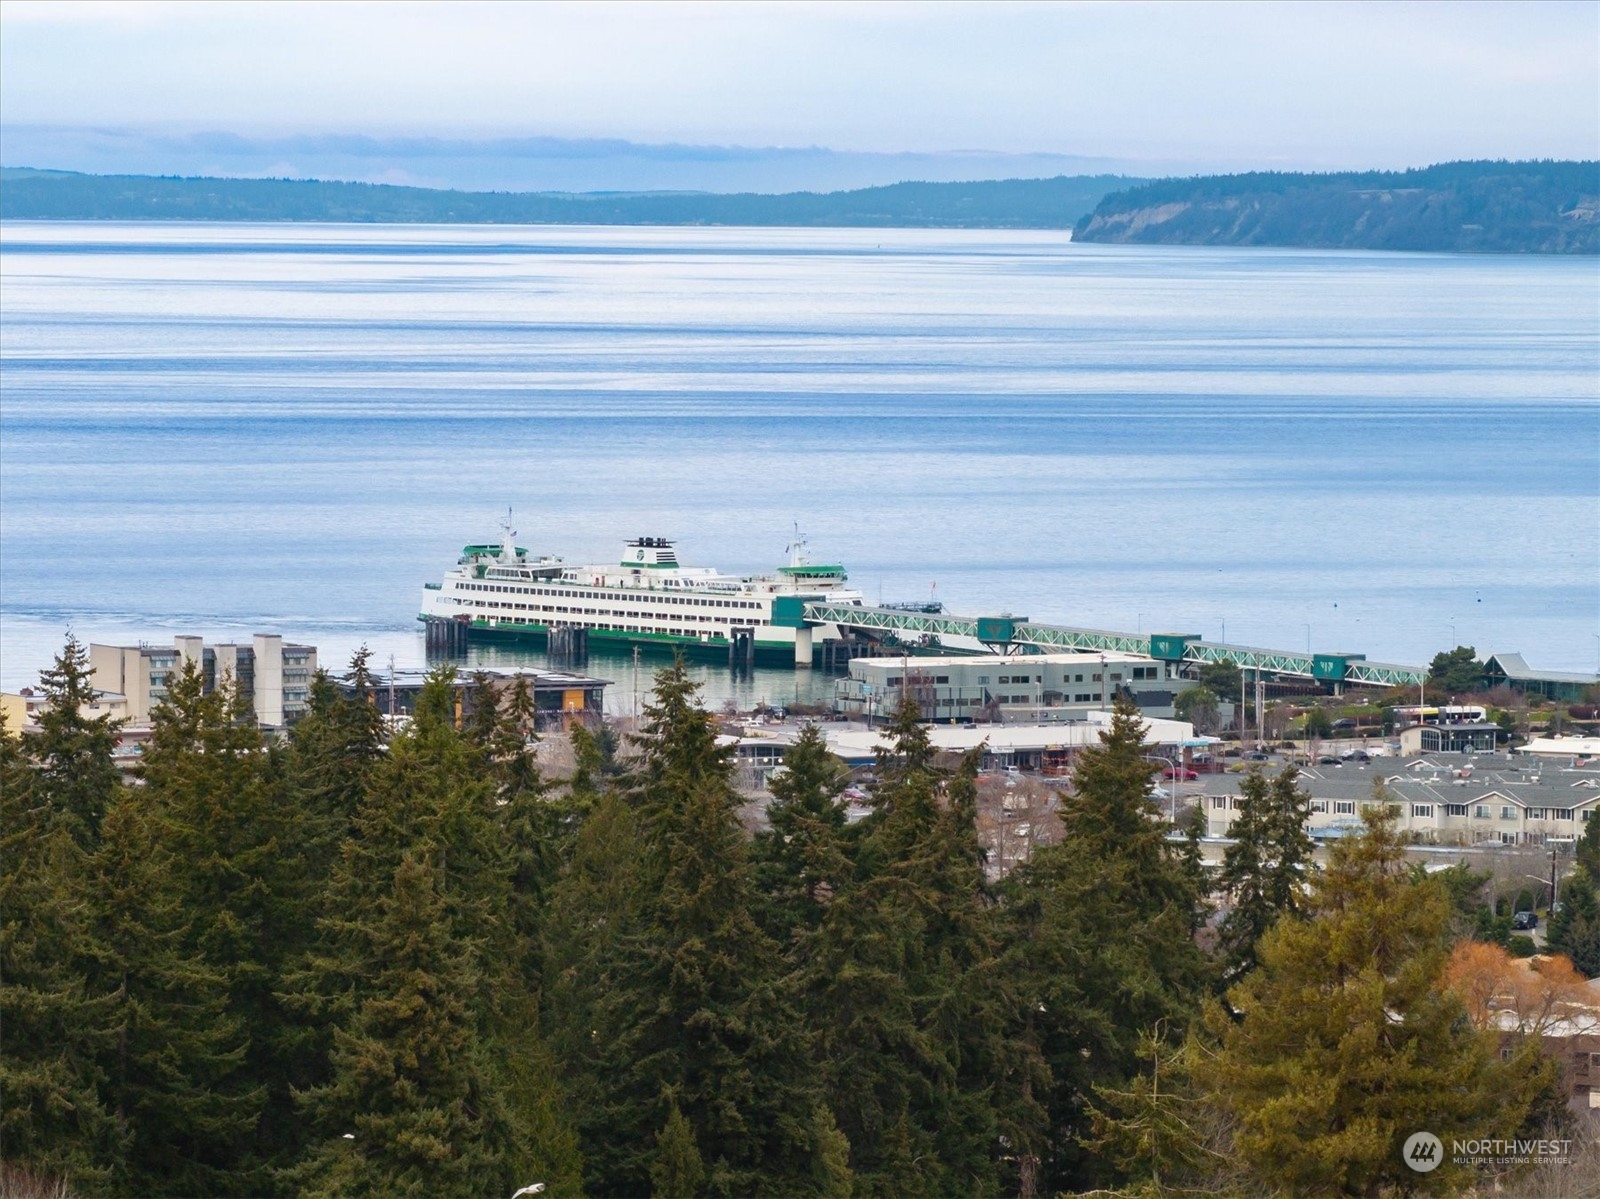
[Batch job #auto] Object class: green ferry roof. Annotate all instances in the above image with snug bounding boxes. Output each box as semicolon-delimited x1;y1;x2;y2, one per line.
778;564;845;576
462;544;527;556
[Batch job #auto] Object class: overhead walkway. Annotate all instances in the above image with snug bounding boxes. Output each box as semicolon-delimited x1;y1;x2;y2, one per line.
794;601;1426;687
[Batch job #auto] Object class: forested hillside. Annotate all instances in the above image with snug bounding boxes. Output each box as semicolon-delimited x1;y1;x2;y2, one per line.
1074;160;1600;253
5;637;1598;1196
0;168;1129;228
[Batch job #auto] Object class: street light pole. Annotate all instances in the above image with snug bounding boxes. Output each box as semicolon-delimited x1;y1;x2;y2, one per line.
1145;753;1181;825
1551;841;1560;916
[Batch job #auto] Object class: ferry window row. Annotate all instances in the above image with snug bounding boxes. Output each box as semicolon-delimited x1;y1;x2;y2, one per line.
465;598;767;624
461;583;760;609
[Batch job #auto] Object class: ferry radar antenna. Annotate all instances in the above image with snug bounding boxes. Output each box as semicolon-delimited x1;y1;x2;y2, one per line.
786;523;810;569
499;508;517;563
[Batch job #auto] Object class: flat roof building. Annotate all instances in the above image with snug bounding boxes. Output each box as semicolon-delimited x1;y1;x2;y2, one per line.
1518;736;1600;762
338;666;609;732
90;634;317;728
833;650;1197;725
731;709;1208;776
1399;721;1503;756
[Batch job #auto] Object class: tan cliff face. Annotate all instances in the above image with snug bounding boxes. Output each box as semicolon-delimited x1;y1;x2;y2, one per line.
1072;163;1600;252
1078;200;1193;239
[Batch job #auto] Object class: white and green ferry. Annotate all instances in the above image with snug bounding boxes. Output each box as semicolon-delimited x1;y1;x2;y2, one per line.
420;516;864;665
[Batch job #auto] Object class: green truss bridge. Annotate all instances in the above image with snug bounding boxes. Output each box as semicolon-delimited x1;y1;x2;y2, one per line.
788;601;1426;688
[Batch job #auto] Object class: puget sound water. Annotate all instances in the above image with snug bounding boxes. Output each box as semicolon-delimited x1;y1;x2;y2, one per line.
1;222;1596;710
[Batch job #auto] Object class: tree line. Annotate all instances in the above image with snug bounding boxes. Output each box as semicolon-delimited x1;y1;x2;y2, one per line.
0;169;1131;230
3;635;1590;1197
1074;159;1600;254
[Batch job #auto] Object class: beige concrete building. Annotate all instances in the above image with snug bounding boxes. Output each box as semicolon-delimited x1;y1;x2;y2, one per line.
90;634;317;727
3;688;129;727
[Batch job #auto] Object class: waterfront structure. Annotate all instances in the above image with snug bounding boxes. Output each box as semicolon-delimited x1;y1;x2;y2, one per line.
730;709;1208;776
1196;752;1600;846
339;666;608;731
420;518;866;665
1482;653;1600;703
832;650;1197;723
794;607;1433;688
89;634;317;727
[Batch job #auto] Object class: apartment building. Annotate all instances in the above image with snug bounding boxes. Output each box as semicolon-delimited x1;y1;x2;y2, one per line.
89;634;318;728
1197;752;1600;846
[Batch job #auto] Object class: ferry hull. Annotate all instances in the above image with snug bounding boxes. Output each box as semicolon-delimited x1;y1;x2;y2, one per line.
422;617;803;667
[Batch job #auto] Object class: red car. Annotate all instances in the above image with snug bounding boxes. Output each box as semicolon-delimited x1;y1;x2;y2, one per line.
1162;766;1199;781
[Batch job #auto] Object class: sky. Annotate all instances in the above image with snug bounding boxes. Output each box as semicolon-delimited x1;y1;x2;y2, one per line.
1;0;1596;190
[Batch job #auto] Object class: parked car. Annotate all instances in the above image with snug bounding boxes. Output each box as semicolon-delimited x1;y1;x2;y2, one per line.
1244;751;1272;762
1512;910;1538;930
1343;750;1370;762
1316;755;1343;766
1163;766;1199;781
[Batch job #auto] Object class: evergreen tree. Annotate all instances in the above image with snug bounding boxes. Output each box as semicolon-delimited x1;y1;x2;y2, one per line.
1216;765;1314;981
1548;866;1600;977
464;669;502;752
807;1103;854;1198
284;649;387;877
567;719;624;801
796;698;1031;1196
491;675;565;989
1577;803;1600;879
1084;1030;1234;1194
32;633;121;847
749;722;851;947
141;660;316;1188
321;665;511;964
495;673;543;801
290;852;528;1199
1206;801;1550;1195
650;1096;706;1199
293;665;579;1194
83;791;256;1195
998;695;1210;1191
547;659;820;1196
0;713;114;1189
1550;814;1600;976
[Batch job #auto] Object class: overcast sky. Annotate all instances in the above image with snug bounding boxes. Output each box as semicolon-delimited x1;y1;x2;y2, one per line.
2;0;1596;175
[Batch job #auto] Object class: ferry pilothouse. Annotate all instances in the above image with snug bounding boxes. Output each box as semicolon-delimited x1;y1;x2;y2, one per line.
419;515;866;665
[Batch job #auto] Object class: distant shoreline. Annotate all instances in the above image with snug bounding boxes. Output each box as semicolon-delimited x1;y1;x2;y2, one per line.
2;160;1594;253
0;168;1128;231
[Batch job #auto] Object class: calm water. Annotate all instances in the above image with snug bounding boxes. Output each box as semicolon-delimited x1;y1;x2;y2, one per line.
2;222;1597;707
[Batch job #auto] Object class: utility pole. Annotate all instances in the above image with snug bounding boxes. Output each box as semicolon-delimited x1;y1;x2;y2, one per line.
1241;668;1248;749
388;654;396;722
1551;841;1560;916
632;645;640;724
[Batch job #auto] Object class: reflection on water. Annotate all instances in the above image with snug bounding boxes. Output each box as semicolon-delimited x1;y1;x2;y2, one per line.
3;223;1595;680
